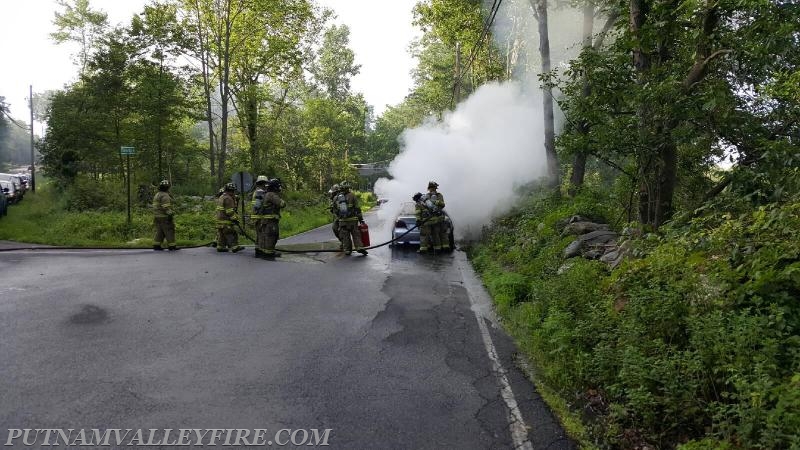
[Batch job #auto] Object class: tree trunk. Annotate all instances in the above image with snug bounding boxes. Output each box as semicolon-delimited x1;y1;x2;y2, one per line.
569;4;594;194
537;0;558;183
216;0;232;187
630;0;657;224
157;56;164;180
192;0;216;178
633;0;720;227
247;93;258;172
530;0;558;186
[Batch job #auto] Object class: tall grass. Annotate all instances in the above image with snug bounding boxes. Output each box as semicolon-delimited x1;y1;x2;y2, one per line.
0;184;333;247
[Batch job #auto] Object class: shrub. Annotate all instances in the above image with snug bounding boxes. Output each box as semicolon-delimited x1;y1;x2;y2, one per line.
471;188;800;449
63;175;127;211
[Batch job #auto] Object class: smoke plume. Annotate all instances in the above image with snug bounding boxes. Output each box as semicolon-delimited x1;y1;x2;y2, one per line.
374;2;586;239
374;82;547;238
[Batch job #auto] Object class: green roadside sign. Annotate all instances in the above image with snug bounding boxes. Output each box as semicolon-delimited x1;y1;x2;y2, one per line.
120;146;135;155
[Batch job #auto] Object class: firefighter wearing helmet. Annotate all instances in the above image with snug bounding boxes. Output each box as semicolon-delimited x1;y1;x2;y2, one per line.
333;181;367;255
251;176;286;259
328;183;343;250
152;179;177;251
215;183;244;253
415;181;447;253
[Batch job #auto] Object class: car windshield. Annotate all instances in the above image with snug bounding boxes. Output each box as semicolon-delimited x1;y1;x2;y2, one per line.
399;202;416;215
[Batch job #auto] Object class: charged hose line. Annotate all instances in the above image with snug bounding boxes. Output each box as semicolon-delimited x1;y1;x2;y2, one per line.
236;220;427;253
0;220;432;254
0;242;216;252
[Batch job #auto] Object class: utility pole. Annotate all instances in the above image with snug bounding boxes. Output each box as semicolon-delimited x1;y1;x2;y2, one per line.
29;85;35;192
126;154;132;227
454;42;462;103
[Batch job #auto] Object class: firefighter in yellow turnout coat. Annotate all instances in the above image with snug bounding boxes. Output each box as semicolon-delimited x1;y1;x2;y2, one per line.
415;181;447;252
215;183;243;252
333;181;367;256
152;179;177;251
328;184;344;250
251;176;286;259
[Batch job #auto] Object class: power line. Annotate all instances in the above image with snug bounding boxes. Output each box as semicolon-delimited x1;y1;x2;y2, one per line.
0;107;30;131
450;0;504;107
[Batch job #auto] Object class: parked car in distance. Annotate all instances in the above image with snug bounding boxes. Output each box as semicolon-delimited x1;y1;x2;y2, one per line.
16;173;30;191
391;201;455;249
0;180;20;204
0;174;24;200
0;185;8;216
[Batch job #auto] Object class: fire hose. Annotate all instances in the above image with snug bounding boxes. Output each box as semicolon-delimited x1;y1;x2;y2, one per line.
236;220;426;253
0;220;430;253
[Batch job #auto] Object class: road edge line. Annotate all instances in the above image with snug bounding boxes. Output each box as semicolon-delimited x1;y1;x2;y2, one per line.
455;251;533;450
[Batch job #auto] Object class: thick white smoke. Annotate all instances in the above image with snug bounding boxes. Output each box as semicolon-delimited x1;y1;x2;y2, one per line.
374;2;587;239
374;82;547;238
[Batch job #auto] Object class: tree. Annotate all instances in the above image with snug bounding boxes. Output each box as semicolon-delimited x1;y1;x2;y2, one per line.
312;25;361;100
178;0;318;184
568;6;619;193
413;0;505;93
528;0;558;184
51;0;109;75
0;97;33;167
130;2;192;180
229;0;316;175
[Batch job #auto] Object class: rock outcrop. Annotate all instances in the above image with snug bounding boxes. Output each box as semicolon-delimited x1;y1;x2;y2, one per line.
560;217;636;269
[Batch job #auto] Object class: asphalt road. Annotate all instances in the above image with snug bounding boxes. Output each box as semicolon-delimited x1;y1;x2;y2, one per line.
0;213;574;449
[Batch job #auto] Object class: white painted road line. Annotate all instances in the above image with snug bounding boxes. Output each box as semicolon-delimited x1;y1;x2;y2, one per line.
456;252;533;450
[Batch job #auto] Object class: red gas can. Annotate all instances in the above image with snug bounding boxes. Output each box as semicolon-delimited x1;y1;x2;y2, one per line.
358;222;371;247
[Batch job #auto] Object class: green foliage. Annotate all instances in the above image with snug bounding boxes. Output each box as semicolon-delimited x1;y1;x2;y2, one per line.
554;0;800;225
0;96;33;166
356;190;376;209
0;182;332;247
50;0;108;74
62;175;126;211
311;25;361;100
472;189;800;448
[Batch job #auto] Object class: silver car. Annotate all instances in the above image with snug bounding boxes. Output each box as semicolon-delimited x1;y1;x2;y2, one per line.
391;202;454;248
0;174;24;200
0;180;20;204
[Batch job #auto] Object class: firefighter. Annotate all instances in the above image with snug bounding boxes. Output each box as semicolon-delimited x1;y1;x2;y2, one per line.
152;179;177;251
415;181;446;253
252;177;286;259
333;181;367;256
413;192;430;252
328;183;343;250
215;183;244;253
428;181;450;251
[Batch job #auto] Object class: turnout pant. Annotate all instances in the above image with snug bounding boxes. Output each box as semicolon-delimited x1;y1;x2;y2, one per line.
332;218;343;248
256;219;280;254
419;221;431;250
153;217;175;248
421;220;443;250
338;220;363;252
440;221;451;249
216;225;238;249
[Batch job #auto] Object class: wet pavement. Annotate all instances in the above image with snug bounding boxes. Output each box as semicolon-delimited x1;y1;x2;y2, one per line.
0;213;573;449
